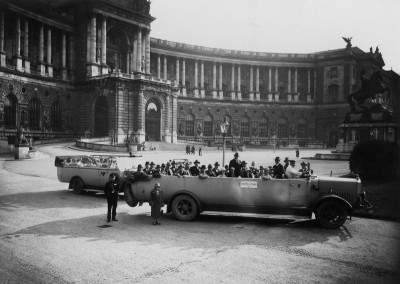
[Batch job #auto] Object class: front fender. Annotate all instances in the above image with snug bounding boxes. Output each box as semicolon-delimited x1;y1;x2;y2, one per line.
311;195;353;213
167;190;202;213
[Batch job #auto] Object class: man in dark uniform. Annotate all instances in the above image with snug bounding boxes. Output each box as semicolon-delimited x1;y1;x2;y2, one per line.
212;162;221;176
104;173;120;222
229;152;241;177
299;161;310;178
189;160;201;176
272;157;284;179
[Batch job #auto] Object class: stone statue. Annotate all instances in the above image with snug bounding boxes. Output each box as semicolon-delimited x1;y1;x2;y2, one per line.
342;37;352;49
15;126;29;146
141;56;145;72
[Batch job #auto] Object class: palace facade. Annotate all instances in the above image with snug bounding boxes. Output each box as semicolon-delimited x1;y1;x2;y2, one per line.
0;0;398;152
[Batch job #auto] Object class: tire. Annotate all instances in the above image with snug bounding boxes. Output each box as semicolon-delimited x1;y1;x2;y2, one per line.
124;182;138;207
70;177;84;195
316;200;348;229
171;194;199;221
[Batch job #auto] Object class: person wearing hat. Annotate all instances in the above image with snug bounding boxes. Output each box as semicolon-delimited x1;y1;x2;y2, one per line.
165;162;173;176
160;163;167;175
189;160;201;176
285;160;301;179
206;164;216;177
183;163;190;176
144;161;151;174
272;157;284;179
283;157;290;172
212;162;221;176
299;161;310;178
149;182;164;225
229;152;241;177
104;173;120;222
170;161;177;174
198;165;208;179
174;164;186;177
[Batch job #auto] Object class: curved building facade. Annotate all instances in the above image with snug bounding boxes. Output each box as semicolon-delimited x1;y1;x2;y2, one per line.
0;0;398;152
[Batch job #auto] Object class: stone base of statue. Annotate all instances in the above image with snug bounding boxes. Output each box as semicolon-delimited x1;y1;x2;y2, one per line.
14;145;30;159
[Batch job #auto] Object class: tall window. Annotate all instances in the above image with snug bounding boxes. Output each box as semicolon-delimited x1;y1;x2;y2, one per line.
241;116;249;137
260;117;268;137
328;84;339;102
4;94;18;129
185;114;194;136
29;98;41;130
204;114;213;136
297;118;307;138
51;102;62;131
278;117;288;138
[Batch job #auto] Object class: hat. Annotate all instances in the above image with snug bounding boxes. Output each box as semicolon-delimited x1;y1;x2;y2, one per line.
194;160;200;164
161;163;166;167
300;161;307;166
208;164;212;169
201;165;206;169
214;162;220;166
155;182;160;187
109;173;116;178
259;166;264;169
275;157;280;161
234;152;239;157
171;161;176;165
145;161;149;165
289;160;296;163
284;157;289;162
150;162;155;166
156;164;161;168
137;164;143;169
251;161;255;167
241;161;247;166
166;162;171;166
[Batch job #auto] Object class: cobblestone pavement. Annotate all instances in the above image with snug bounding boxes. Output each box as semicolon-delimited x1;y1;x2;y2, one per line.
0;143;399;283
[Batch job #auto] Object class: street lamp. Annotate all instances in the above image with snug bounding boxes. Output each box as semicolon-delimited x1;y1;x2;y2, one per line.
220;121;230;168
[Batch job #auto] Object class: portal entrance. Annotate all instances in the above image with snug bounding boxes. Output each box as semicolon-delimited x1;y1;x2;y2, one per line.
145;100;161;141
94;96;108;137
328;130;338;148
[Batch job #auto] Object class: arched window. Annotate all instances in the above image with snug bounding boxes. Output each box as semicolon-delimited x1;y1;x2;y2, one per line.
185;114;194;136
241;116;249;137
4;94;18;129
260;117;268;137
204;114;213;136
328;84;339;102
278;117;288;138
29;98;41;130
51;102;62;131
297;118;307;138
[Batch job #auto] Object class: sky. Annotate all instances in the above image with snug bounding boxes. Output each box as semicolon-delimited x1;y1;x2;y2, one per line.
150;0;400;73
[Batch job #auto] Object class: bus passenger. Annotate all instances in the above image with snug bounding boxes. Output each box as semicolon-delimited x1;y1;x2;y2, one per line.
189;160;201;176
206;164;216;177
212;162;221;176
285;160;301;178
272;157;284;179
198;165;208;179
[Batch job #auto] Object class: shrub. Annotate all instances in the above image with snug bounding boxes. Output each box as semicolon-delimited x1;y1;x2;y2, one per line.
349;140;399;180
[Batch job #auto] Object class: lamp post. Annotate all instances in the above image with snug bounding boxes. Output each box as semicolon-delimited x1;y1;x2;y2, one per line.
220;121;229;168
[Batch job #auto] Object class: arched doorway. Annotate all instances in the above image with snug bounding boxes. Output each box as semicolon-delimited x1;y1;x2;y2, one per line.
145;100;161;141
328;130;338;148
94;96;108;137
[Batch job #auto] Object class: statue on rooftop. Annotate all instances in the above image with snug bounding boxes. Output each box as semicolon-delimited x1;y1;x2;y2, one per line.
342;37;352;49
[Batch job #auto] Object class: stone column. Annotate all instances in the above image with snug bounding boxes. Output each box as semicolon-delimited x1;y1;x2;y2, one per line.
212;62;217;98
255;66;260;100
249;66;254;100
46;27;53;77
287;68;292;102
194;60;199;97
230;64;235;100
136;91;146;143
181;58;186;96
61;32;67;80
294;68;298;102
23;18;30;73
37;24;45;75
137;28;142;72
90;15;96;63
172;94;178;143
307;69;312;103
132;31;137;73
13;17;23;71
164;95;171;142
218;63;223;99
0;11;5;67
274;68;279;101
125;52;130;74
200;61;205;97
68;34;75;80
101;16;108;75
313;69;317;97
163;55;167;80
268;67;272;93
237;65;242;100
175;57;180;86
86;14;98;77
156;54;161;78
145;30;150;74
86;19;90;62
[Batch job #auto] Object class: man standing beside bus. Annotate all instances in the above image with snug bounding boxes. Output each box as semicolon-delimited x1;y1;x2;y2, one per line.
104;173;120;222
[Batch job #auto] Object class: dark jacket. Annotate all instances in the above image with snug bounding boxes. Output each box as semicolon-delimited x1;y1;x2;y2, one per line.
272;163;284;179
150;188;163;218
104;179;120;200
229;158;241;177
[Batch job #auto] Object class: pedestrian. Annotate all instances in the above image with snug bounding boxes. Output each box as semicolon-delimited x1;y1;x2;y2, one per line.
272;157;284;179
104;173;119;222
149;183;164;225
191;145;195;155
229;152;241;177
199;146;202;156
296;148;300;159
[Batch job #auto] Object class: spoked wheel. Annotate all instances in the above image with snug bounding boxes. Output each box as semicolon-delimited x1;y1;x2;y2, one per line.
316;200;348;229
70;177;84;195
171;194;198;221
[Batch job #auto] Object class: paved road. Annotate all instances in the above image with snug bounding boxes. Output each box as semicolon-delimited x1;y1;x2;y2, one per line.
0;143;399;283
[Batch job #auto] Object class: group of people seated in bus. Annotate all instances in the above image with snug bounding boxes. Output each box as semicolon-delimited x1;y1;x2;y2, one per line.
131;152;310;180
